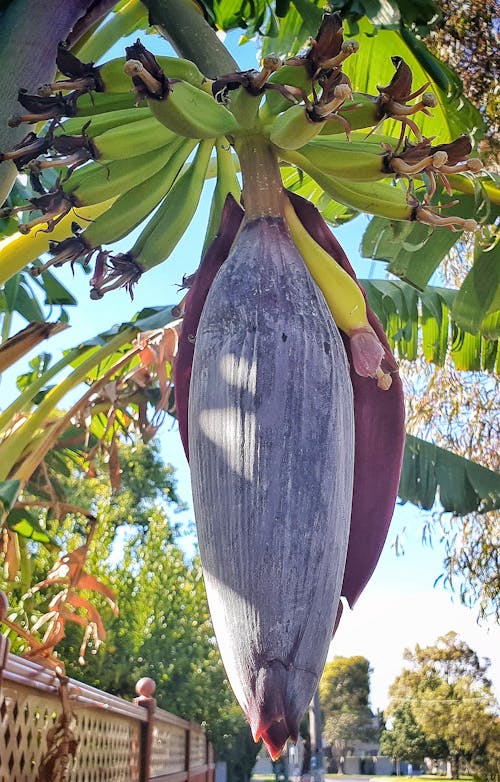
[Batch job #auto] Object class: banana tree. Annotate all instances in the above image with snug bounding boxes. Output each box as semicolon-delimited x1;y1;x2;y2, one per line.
0;0;499;760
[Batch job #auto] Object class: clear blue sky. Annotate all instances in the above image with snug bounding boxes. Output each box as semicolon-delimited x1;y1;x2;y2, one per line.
2;24;498;713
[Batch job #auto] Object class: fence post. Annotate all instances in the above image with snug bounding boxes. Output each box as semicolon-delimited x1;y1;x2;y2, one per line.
134;676;156;782
0;592;10;690
185;722;192;782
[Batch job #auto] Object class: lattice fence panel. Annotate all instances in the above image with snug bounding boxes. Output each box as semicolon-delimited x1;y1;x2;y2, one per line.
149;721;186;777
0;683;61;782
190;730;206;767
69;710;141;782
0;683;141;782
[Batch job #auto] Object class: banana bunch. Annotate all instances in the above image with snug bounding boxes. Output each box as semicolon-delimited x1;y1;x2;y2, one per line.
0;9;483;296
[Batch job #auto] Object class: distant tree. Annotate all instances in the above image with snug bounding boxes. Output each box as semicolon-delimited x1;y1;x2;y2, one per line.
320;656;378;764
380;701;445;771
385;632;499;779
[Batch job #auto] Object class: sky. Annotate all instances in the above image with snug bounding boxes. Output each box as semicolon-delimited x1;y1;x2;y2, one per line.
1;22;499;715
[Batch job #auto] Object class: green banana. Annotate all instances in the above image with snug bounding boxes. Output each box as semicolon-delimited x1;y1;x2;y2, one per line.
125;64;242;140
95;54;207;92
297;137;394;181
57;107;152;138
81;139;197;246
130;138;214;269
259;64;313;121
280;148;413;220
86;114;177;160
269;104;325;150
74;91;139;117
72;0;146;64
203;138;242;250
64;144;177;207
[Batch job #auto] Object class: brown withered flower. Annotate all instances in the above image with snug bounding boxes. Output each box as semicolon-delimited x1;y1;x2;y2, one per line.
124;39;169;99
376;57;437;147
286;13;352;77
89;252;144;300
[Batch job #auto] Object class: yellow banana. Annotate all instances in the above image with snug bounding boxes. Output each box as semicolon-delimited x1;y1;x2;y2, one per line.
82;138;197;246
0;199;115;285
283;197;368;335
130;139;214;269
284;195;391;388
280;148;413;220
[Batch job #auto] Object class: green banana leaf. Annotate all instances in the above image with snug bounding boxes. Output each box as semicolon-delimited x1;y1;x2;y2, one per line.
399;434;500;514
5;506;57;545
361;193;500;337
361;279;500;372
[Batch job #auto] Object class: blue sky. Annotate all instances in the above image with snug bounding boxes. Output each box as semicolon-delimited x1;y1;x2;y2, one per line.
1;23;499;712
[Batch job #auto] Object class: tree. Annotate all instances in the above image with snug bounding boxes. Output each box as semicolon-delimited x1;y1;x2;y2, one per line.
320;656;378;762
4;438;261;781
385;632;500;779
380;701;445;771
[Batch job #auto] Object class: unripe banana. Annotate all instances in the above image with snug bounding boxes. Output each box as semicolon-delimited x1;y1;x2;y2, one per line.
57;107;152;138
82;138;196;246
298;138;391;181
65;144;176;206
131;138;214;269
91;54;207;93
88;114;177;160
74;91;139;117
124;65;241;140
283;197;368;335
259;64;313;121
203;139;242;251
280;149;413;220
269;105;325;150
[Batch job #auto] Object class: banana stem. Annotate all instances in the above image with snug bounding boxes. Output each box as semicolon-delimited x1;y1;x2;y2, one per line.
143;0;238;78
0;347;81;431
11;342;142;488
235;135;284;219
0;326;138;482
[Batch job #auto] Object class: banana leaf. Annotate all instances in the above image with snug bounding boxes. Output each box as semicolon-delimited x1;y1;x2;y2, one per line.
399;434;500;514
361;279;499;371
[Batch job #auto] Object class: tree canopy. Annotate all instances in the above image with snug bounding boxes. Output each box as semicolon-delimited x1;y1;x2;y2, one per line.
382;632;500;779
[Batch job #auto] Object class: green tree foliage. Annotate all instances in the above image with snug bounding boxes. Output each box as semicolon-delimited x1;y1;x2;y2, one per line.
4;440;260;781
320;656;378;756
380;701;445;768
384;632;500;779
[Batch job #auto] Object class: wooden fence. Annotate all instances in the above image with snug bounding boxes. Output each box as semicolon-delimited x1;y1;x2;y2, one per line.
0;639;215;782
